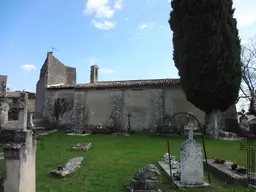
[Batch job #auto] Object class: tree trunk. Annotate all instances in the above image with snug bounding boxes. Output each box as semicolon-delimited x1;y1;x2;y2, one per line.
206;109;221;139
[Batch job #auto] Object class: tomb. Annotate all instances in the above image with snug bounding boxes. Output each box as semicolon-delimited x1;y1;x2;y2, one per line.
50;157;84;177
158;119;209;188
203;159;250;186
72;143;92;151
127;164;162;192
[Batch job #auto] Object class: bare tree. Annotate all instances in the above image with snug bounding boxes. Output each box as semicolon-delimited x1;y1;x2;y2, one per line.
238;36;256;115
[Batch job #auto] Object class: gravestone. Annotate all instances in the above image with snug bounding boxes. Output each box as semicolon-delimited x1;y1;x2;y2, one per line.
240;115;249;132
180;122;204;185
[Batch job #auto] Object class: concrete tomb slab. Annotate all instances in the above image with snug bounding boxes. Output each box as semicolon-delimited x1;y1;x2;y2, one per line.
35;129;57;136
158;161;210;188
72;143;92;151
50;157;84;177
127;164;162;192
203;159;253;186
66;133;91;136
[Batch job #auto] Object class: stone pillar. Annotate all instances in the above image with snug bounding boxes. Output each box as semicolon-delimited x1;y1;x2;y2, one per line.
0;101;10;128
2;129;37;192
27;112;35;128
17;93;28;130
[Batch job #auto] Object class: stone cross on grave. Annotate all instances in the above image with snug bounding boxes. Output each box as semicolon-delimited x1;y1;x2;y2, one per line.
184;120;197;140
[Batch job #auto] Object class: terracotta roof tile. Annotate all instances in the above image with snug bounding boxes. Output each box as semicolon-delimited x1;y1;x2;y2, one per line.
47;78;180;89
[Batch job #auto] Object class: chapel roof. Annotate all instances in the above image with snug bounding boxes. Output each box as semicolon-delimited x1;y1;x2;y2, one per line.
47;78;180;90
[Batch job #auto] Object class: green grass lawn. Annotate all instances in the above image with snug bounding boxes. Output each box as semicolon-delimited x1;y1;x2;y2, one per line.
0;132;252;192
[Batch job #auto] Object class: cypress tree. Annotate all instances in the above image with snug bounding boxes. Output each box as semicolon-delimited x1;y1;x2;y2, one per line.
169;0;242;138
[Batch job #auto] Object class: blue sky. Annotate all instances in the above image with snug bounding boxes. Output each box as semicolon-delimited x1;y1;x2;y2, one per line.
0;0;256;93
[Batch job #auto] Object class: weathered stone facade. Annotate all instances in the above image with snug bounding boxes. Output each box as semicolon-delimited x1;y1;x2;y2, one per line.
42;86;205;132
35;52;76;117
72;91;85;131
36;52;226;132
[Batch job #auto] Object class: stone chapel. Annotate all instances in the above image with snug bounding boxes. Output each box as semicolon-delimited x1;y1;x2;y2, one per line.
35;52;235;132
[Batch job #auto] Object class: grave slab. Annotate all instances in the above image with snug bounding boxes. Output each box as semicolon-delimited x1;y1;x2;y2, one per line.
50;157;84;177
0;152;3;160
203;159;254;186
36;129;57;136
158;161;210;188
72;143;92;151
66;133;91;136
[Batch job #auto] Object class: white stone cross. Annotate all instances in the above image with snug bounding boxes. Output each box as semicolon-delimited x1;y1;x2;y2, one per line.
184;120;197;140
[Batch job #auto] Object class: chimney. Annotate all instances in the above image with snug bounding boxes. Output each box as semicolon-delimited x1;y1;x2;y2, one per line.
47;52;53;57
90;65;99;83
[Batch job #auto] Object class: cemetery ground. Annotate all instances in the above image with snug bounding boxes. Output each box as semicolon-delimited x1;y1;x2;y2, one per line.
0;132;250;192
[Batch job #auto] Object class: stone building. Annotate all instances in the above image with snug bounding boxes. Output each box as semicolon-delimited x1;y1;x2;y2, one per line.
36;52;209;132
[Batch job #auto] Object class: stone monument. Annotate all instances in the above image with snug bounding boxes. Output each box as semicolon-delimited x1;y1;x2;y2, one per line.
179;120;209;187
0;92;37;192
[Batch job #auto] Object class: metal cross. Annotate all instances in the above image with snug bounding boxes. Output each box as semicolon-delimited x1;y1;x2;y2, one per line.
127;113;131;133
241;136;256;185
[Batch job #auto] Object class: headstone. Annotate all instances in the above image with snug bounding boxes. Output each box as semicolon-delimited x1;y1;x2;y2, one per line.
50;157;84;177
180;122;204;185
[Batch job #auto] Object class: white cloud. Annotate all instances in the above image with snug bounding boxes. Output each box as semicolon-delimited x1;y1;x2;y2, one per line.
21;64;37;72
84;0;114;18
140;24;147;31
125;17;128;21
84;0;123;30
99;68;115;74
233;0;256;27
92;20;115;30
114;0;123;10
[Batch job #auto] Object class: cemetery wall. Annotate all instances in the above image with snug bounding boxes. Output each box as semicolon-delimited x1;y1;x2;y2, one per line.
44;89;74;125
44;85;205;131
164;87;205;123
